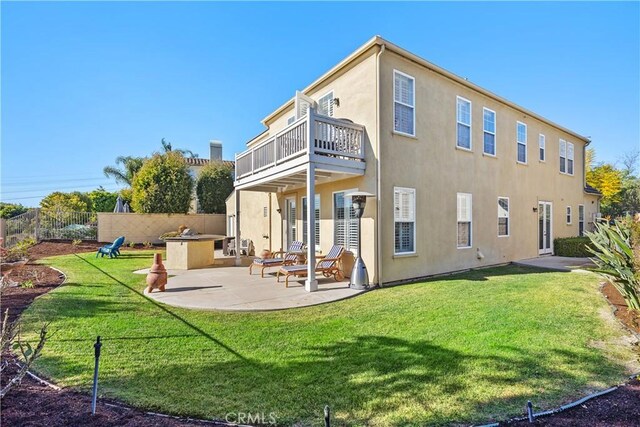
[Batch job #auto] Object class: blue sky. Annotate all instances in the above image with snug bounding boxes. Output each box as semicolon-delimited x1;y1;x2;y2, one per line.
2;1;639;206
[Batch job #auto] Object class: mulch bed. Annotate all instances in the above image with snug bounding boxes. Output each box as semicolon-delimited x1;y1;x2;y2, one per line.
1;242;639;426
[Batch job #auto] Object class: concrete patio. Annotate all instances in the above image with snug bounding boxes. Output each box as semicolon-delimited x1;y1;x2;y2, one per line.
136;264;366;311
514;256;596;272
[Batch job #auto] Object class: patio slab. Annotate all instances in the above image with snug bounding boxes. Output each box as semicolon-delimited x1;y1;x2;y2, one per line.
136;265;366;311
514;256;595;272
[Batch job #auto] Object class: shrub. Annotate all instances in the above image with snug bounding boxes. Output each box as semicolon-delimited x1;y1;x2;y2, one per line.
195;162;234;214
553;237;594;257
88;187;119;212
586;218;640;311
131;152;193;214
0;203;28;219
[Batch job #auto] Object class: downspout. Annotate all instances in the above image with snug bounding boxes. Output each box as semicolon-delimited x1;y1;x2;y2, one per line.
375;44;386;288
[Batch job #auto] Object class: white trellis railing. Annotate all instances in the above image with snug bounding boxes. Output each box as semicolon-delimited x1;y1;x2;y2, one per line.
235;110;364;179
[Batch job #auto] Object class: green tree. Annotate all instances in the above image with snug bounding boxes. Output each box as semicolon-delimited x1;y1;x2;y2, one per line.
160;138;198;158
103;156;145;186
131;152;193;213
40;191;92;214
196;162;234;214
88;187;119;212
0;203;28;219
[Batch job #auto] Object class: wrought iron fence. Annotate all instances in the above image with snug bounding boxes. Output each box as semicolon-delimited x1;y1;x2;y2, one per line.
4;209;98;246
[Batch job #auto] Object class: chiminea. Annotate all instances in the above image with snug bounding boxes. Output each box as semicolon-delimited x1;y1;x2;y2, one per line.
146;253;168;293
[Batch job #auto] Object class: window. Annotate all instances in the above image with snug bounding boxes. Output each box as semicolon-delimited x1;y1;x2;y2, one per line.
483;108;496;155
539;134;546;161
457;97;472;149
394;187;416;254
566;206;572;224
263;207;268;217
578;205;585;236
498;197;509;237
302;195;321;249
393;71;415;136
317;91;334;117
457;193;472;248
333;191;359;255
516;122;527;163
287;116;295;125
567;142;574;175
286;198;297;244
559;139;567;173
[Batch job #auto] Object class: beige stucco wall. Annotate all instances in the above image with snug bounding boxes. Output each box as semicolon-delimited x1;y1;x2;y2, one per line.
378;50;598;283
97;213;226;244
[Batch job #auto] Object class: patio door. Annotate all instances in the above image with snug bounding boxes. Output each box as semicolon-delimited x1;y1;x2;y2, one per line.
285;197;297;248
538;201;553;255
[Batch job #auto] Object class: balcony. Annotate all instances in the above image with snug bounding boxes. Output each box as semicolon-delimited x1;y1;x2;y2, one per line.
234;109;366;191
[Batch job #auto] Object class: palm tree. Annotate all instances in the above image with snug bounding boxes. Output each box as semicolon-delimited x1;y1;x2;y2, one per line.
103;156;145;186
160;138;198;158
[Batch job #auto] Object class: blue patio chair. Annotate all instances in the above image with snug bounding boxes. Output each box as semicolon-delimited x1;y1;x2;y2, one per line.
96;236;125;258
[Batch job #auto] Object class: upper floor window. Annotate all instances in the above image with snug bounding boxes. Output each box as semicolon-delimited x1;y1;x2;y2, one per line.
516;122;527;163
287;116;295;125
483;108;496;155
317;91;334;117
394;71;415;136
539;134;546;161
457;97;472;149
559;140;574;175
394;187;416;254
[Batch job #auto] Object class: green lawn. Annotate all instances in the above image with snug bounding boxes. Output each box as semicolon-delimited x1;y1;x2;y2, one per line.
19;251;637;426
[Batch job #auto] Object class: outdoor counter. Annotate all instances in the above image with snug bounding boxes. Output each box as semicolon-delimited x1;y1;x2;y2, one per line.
164;234;226;270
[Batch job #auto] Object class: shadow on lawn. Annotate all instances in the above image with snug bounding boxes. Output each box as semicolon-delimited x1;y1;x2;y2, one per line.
412;264;570;283
108;332;627;426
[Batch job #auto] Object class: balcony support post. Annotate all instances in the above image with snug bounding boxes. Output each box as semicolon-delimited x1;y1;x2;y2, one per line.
305;164;317;292
235;189;242;267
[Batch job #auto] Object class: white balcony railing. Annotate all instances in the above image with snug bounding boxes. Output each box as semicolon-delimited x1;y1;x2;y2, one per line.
235;110;365;180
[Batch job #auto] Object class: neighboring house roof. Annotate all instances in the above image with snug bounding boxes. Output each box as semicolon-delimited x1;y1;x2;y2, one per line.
584;184;602;196
185;158;235;169
253;35;591;146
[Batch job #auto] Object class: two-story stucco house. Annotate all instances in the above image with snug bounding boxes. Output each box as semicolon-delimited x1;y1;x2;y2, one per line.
226;36;600;292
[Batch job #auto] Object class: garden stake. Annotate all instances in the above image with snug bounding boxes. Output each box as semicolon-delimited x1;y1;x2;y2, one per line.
324;405;330;427
91;336;102;415
527;401;534;423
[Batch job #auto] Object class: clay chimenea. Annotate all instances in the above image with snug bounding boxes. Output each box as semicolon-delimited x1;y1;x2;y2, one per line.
146;253;168;293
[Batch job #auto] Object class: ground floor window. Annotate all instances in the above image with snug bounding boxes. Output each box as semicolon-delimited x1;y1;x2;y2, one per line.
394;187;416;254
457;193;472;248
566;206;572;224
578;205;585;236
333;191;358;255
498;197;509;237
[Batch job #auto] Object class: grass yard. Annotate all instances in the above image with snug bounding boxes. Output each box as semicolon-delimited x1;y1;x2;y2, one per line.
19;251;638;426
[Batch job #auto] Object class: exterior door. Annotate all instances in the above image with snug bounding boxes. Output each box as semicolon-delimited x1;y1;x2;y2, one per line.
538;201;553;255
285;198;297;248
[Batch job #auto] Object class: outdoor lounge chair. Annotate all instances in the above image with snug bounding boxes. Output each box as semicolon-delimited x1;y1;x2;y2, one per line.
276;245;345;287
249;241;304;278
96;236;125;258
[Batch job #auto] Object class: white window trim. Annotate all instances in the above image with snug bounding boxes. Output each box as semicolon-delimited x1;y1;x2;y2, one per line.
516;121;527;164
539;134;546;162
394;187;417;255
559;139;567;173
457;192;473;249
301;195;321;251
482;107;496;156
498;196;510;238
332;188;358;255
317;90;334;117
456;96;473;150
393;70;416;137
566;206;572;225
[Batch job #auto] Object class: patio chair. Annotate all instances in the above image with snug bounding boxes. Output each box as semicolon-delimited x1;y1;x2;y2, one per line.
276;245;345;287
239;238;253;256
96;236;125;258
249;241;303;278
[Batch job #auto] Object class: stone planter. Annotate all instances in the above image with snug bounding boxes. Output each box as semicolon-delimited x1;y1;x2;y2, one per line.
146;253;168;293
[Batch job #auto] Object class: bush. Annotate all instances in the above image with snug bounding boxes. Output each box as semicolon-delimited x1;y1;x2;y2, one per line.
196;162;234;214
131;152;193;214
553;237;594;257
586;218;640;311
0;203;28;219
88;187;119;212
